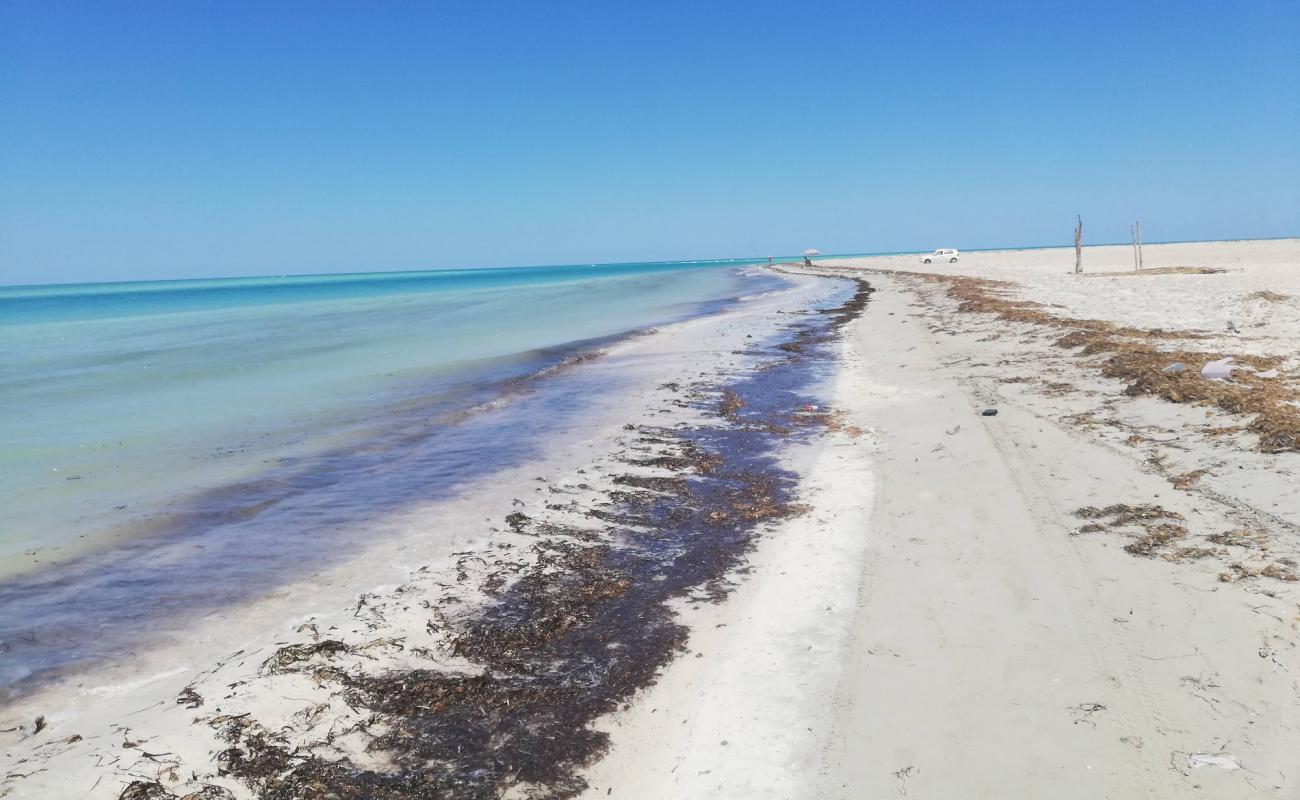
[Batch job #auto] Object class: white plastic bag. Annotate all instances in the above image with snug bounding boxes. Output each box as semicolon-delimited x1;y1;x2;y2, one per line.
1201;357;1237;381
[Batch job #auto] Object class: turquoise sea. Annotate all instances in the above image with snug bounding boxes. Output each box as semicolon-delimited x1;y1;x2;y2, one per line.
0;259;786;694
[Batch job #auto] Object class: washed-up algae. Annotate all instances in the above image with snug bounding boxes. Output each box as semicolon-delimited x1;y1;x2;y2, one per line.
127;280;873;800
901;271;1300;453
1071;503;1299;571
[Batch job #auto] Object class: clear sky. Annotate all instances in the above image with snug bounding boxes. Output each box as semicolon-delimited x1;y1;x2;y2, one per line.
2;1;1297;285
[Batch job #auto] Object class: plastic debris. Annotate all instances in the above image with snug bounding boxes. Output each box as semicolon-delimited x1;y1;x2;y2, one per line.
1162;362;1186;374
1187;753;1240;771
1256;369;1280;379
1200;357;1238;381
981;408;998;417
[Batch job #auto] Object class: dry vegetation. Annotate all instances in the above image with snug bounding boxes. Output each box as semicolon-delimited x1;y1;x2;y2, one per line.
1071;505;1298;579
909;273;1300;453
793;407;866;438
1073;504;1215;562
1170;469;1208;491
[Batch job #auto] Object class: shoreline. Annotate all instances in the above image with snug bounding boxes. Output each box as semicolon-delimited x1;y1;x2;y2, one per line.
0;270;788;695
0;271;864;799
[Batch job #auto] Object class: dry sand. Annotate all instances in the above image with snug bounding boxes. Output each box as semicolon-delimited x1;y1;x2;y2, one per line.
584;238;1300;798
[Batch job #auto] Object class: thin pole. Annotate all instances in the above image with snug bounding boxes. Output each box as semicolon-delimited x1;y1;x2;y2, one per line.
1074;215;1083;274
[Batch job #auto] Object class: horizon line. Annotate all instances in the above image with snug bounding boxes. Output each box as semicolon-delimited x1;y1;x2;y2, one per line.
3;233;1296;292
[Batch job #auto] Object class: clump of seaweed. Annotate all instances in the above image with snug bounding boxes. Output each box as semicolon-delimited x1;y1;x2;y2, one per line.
504;511;531;533
1246;290;1292;303
1073;505;1215;562
792;407;865;438
1075;504;1183;526
1118;522;1196;559
260;640;353;676
1207;528;1270;550
1170;469;1209;491
718;389;746;419
447;541;631;669
628;454;691;471
119;783;176;800
611;473;688;494
1219;562;1298;583
708;472;812;524
118;782;233;800
776;330;821;355
1071;504;1297;571
176;687;204;709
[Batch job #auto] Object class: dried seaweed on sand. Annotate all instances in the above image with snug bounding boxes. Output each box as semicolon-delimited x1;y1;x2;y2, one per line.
901;272;1300;453
1072;505;1214;563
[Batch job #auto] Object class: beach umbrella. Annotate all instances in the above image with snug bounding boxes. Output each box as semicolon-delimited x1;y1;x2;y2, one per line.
803;249;821;256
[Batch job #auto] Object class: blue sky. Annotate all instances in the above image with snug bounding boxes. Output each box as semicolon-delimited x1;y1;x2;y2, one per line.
2;1;1297;284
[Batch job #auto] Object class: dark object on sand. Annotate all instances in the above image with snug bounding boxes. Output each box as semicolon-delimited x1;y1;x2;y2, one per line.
981;408;998;417
177;687;204;709
260;639;352;675
117;783;234;800
504;511;531;532
118;782;175;800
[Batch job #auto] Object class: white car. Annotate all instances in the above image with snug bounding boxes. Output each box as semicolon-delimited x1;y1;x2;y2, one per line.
921;249;959;263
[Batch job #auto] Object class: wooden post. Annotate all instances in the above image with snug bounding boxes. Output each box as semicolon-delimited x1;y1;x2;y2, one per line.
1136;220;1144;271
1073;215;1083;274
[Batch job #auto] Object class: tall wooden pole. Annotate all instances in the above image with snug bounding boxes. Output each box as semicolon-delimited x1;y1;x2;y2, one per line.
1074;215;1083;274
1136;220;1144;271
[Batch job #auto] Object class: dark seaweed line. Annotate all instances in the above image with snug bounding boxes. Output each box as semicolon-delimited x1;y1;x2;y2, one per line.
121;279;873;800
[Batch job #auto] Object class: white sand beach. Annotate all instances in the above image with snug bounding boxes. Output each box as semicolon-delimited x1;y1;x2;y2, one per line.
584;238;1300;798
3;239;1298;799
5;1;1294;796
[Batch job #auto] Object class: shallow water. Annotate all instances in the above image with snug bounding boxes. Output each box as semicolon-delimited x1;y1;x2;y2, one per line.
0;260;785;694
